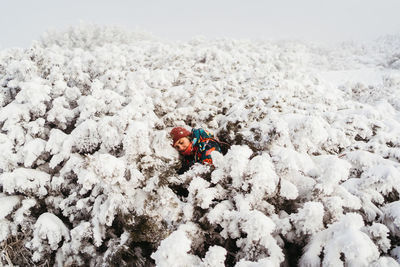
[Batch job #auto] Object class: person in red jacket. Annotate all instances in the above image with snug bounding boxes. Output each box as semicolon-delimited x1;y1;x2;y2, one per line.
170;127;222;173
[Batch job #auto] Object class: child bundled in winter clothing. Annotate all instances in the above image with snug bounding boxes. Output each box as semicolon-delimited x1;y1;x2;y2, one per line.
170;127;222;172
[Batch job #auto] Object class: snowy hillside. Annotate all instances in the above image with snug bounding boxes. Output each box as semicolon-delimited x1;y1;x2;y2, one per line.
1;25;400;266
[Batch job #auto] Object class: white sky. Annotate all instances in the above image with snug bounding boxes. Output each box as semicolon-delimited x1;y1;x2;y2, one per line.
1;0;400;48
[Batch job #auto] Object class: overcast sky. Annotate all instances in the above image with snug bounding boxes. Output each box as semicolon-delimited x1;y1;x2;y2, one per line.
1;0;400;48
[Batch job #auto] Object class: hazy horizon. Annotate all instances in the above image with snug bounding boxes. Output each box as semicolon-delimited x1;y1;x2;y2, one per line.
1;0;400;48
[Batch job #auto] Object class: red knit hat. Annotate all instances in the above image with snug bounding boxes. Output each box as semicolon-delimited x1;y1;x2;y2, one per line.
170;127;191;145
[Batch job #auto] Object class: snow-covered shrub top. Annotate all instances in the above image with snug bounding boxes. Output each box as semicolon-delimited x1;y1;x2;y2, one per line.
1;24;400;266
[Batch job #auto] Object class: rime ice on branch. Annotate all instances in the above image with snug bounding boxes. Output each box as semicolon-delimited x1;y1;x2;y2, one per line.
1;25;400;266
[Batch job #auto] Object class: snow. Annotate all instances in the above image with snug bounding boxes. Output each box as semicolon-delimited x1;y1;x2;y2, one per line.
290;202;324;237
27;212;70;262
201;245;227;267
21;138;47;167
318;68;393;87
0;194;21;220
0;168;51;197
391;246;400;264
382;201;400;237
0;24;400;266
188;177;218;209
300;213;380;266
151;229;200;267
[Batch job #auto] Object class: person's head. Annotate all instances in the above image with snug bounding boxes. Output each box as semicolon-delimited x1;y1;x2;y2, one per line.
170;127;191;153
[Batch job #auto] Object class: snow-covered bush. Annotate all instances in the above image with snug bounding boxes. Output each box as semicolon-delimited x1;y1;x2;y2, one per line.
1;24;400;266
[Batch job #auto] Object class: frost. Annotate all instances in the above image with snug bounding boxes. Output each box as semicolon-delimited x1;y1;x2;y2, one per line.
313;155;351;195
47;96;76;129
290;202;324;237
1;25;400;265
237;210;284;264
201;246;226;267
27;213;70;262
391;246;400;264
382;201;400;237
188;177;218;209
20;138;46;167
0;195;21;220
364;223;391;253
300;213;380;267
371;257;400;267
151;229;200;267
279;179;298;200
13;198;37;225
46;129;72;168
0;219;11;242
15;78;51;117
0;168;51;197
